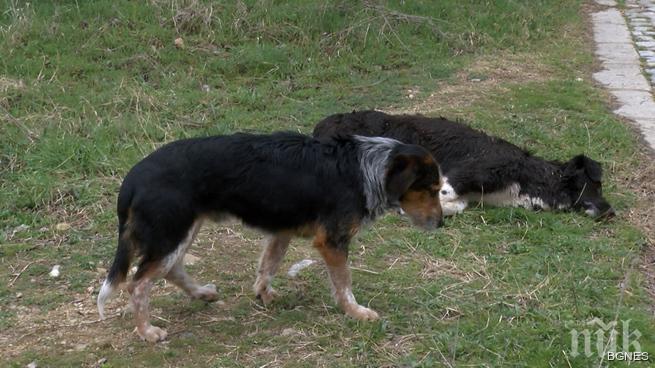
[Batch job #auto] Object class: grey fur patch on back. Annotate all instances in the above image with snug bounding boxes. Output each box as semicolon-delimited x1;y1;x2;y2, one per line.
354;135;401;220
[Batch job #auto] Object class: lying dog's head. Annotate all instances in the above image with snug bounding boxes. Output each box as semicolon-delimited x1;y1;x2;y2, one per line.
385;144;444;230
561;155;614;219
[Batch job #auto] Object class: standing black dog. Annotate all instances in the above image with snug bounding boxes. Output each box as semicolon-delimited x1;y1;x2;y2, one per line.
98;132;443;342
314;110;614;219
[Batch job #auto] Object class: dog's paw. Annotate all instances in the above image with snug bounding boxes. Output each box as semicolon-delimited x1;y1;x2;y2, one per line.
256;287;278;304
345;304;379;321
138;325;168;343
193;283;219;302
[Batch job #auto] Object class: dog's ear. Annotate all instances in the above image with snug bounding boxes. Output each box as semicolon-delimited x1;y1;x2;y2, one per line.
564;155;602;182
582;156;603;182
385;152;418;202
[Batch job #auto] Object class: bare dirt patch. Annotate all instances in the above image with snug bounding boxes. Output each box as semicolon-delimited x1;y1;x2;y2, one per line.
0;76;25;93
384;52;552;117
420;253;488;284
1;222;258;359
1;220;332;363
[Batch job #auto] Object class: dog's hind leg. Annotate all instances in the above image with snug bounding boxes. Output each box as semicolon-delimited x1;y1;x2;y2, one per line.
128;261;168;342
129;219;203;342
253;234;291;304
164;220;218;302
166;261;219;302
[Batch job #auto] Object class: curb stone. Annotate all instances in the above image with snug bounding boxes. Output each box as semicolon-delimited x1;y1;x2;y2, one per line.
593;0;655;149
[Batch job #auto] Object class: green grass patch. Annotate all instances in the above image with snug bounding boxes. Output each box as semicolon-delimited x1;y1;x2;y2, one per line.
2;0;653;367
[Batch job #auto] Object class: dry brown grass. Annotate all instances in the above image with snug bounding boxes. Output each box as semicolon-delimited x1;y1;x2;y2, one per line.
149;0;218;35
622;151;655;245
1;222;258;359
0;76;26;114
383;52;553;117
621;149;655;305
420;254;488;284
0;76;25;93
0;1;34;46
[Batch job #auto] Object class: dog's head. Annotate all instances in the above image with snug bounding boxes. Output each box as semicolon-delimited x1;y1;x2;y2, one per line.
385;144;444;230
561;155;614;219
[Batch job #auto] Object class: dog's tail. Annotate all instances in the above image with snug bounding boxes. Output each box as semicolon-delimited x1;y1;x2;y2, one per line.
98;186;134;319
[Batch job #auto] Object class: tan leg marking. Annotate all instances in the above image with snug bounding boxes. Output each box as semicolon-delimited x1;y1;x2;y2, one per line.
166;261;218;301
129;220;204;342
164;220;218;300
313;228;379;321
253;234;291;304
129;264;168;342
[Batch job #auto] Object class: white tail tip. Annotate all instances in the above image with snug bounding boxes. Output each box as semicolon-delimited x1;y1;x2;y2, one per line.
97;279;114;320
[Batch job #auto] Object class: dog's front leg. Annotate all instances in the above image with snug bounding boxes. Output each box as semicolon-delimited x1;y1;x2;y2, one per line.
313;233;379;321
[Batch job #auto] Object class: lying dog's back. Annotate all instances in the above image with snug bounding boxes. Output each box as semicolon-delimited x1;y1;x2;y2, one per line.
314;110;527;175
314;110;614;218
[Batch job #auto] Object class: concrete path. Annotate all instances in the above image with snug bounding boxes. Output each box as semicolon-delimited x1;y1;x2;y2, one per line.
593;0;655;149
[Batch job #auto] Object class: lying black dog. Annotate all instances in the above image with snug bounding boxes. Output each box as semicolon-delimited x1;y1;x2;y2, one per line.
314;110;614;219
98;132;443;342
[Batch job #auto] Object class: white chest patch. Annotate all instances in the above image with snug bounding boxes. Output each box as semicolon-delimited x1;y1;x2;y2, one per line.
467;182;550;210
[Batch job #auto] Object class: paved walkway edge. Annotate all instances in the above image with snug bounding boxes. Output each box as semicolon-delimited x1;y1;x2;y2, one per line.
592;1;655;149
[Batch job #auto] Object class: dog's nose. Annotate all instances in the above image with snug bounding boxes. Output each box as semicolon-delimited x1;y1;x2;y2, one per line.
602;208;616;219
595;207;615;221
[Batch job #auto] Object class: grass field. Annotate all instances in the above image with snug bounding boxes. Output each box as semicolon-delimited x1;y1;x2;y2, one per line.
2;0;654;366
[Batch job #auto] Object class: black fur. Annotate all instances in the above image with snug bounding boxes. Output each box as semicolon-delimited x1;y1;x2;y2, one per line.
313;110;614;218
99;131;444;339
106;131;442;284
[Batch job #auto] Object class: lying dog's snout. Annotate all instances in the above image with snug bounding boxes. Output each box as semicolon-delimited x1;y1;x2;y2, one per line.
583;200;615;221
597;207;616;221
